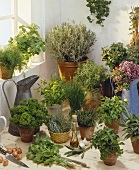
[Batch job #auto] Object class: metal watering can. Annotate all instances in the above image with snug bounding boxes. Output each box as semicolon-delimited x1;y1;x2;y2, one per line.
2;75;39;136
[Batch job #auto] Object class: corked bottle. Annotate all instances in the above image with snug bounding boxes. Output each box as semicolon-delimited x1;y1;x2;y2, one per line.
70;115;79;148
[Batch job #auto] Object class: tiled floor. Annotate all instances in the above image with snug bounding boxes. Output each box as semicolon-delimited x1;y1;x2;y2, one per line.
1;124;139;170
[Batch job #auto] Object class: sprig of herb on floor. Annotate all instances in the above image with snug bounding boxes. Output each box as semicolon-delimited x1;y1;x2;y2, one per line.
26;131;74;168
64;145;92;159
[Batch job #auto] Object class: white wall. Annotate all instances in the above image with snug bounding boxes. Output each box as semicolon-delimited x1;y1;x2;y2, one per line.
1;0;139;123
45;0;139;64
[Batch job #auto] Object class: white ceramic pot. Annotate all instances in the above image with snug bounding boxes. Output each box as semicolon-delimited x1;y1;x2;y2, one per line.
47;104;62;116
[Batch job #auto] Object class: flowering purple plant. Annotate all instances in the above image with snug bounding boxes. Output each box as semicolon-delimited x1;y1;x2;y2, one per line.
112;61;139;91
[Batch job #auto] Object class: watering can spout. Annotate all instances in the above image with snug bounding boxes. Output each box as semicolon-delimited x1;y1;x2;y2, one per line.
16;75;39;90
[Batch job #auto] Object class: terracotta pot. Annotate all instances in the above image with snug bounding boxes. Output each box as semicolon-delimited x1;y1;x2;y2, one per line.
79;126;95;141
83;91;101;110
57;58;87;82
103;152;117;166
131;137;139;154
106;118;120;133
0;64;13;79
18;128;34;143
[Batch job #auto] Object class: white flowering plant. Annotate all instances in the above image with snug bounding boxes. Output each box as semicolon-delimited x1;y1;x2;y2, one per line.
112;61;139;91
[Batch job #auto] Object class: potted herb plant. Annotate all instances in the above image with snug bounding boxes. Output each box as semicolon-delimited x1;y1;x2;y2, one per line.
101;42;127;72
91;126;124;166
37;76;66;115
77;107;97;141
46;22;96;81
46;113;71;143
8;23;46;62
75;60;108;109
112;60;139;92
9;98;49;142
62;78;86;116
98;96;125;133
0;45;26;79
120;111;139;154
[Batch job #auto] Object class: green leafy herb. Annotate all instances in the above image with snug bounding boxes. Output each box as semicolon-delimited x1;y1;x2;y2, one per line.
26;132;68;168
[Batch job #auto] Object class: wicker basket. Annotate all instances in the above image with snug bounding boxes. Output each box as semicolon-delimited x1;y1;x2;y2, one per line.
49;130;70;143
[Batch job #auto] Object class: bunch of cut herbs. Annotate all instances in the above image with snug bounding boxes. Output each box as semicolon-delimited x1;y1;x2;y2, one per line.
26;131;74;169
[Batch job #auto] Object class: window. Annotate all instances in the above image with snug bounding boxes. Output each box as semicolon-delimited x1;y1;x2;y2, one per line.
0;0;45;74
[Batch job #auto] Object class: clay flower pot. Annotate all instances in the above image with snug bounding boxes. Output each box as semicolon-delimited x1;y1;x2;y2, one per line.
103;152;117;166
106;118;120;133
18;128;34;143
57;58;87;82
131;137;139;154
79;126;95;141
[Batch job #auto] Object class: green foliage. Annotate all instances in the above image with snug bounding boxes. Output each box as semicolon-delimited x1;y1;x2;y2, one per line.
0;45;27;78
120;112;139;142
91;126;124;160
98;96;125;124
129;6;139;35
75;60;108;93
64;145;92;159
10;98;49;129
46;22;96;62
37;76;66;106
26;132;68;167
86;0;111;27
77;108;97;127
62;78;86;114
8;23;46;61
47;114;71;133
126;44;139;64
101;42;127;71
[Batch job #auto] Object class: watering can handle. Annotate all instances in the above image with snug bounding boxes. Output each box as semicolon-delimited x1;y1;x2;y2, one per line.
2;80;16;112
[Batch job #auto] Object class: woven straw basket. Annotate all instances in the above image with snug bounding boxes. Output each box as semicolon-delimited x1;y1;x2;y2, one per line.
49;130;70;143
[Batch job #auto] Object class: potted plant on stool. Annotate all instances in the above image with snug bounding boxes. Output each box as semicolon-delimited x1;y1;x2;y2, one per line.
91;126;124;166
77;107;97;141
9;98;49;142
46;22;96;81
98;96;125;133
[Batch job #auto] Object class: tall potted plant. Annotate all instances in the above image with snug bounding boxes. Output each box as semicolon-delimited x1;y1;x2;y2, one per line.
9;98;49;142
91;126;124;166
62;78;86;116
98;96;125;133
37;76;66;115
75;60;108;109
46;22;96;81
0;45;26;79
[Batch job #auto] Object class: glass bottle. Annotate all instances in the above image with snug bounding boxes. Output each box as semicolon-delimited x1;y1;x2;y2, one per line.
70;115;79;148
